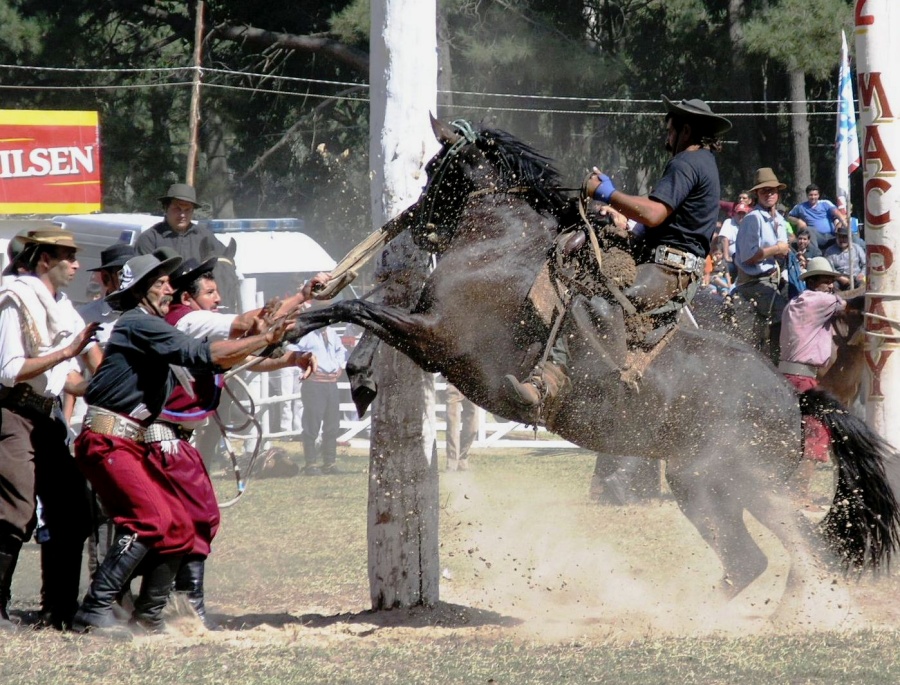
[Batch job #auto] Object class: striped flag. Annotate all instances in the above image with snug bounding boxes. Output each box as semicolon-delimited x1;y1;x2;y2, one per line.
835;30;860;206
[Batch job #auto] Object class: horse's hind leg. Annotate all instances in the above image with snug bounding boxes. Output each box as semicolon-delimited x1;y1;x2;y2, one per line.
665;457;768;598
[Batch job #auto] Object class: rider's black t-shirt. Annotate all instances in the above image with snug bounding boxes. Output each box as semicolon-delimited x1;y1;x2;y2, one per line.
643;148;721;258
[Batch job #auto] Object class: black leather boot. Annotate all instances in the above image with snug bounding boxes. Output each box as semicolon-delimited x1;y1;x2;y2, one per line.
174;554;209;626
72;529;148;632
39;538;85;629
0;546;20;632
132;554;183;632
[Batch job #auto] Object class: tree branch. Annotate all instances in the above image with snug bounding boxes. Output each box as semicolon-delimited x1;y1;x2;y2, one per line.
210;24;369;74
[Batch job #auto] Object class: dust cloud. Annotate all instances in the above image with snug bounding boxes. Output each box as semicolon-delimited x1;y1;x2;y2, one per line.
435;461;888;644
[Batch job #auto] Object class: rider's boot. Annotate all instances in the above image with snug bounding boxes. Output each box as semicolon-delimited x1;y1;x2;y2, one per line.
503;358;570;409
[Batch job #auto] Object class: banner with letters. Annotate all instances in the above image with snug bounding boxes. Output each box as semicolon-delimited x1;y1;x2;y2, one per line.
0;109;101;214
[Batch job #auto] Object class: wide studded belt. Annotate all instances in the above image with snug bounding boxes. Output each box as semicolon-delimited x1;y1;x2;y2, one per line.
84;407;146;443
653;245;703;275
144;421;193;443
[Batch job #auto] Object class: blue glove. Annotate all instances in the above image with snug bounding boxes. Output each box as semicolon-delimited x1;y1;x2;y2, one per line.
592;172;616;204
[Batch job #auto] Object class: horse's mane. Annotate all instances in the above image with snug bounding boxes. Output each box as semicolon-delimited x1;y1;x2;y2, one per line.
476;127;568;215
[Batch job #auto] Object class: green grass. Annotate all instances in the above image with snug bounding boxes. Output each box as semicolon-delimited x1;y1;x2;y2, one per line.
3;447;900;684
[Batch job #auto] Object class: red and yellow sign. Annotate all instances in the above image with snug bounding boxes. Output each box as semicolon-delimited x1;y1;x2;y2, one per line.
0;109;101;214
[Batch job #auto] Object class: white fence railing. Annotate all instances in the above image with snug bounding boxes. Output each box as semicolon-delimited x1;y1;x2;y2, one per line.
235;374;577;450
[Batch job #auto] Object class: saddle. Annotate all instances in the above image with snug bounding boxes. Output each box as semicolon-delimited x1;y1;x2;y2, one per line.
524;207;701;386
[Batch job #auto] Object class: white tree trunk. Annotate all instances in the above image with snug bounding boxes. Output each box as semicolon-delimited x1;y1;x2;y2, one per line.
368;0;440;609
856;2;900;448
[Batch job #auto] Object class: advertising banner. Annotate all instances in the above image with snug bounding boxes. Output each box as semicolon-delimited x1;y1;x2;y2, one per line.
0;109;101;214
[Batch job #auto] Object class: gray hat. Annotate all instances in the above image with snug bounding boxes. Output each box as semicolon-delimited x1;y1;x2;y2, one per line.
662;95;732;136
88;242;136;272
801;256;839;281
105;252;183;309
158;183;201;208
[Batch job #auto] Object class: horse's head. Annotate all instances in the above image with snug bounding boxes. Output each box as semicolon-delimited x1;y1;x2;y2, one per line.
406;117;566;253
201;235;241;313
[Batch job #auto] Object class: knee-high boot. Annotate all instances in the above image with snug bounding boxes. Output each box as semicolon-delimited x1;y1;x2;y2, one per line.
132;554;183;632
39;538;86;629
174;554;208;626
0;544;21;632
72;529;148;631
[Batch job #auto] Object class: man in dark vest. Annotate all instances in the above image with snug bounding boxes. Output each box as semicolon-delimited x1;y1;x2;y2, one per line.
71;251;298;634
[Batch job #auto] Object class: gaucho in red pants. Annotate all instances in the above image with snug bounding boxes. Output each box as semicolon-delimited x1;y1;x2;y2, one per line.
72;251;297;634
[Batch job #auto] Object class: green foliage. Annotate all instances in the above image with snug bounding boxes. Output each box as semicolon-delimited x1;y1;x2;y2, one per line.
743;0;853;78
329;0;370;44
0;1;45;55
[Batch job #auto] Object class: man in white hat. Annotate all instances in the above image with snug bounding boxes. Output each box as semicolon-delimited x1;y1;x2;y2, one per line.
778;256;862;505
71;251;299;634
505;95;732;407
733;167;793;360
0;226;101;631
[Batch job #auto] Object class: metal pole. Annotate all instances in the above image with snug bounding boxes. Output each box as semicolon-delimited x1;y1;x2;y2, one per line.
856;1;900;446
186;0;205;185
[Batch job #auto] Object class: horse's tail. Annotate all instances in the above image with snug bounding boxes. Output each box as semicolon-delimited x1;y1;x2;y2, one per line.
800;388;900;569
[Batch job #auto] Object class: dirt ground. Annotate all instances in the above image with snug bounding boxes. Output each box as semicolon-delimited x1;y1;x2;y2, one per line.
8;447;900;653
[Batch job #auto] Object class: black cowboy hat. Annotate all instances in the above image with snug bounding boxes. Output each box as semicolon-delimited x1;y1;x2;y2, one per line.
170;255;218;291
88;242;136;272
105;252;182;310
157;182;201;208
661;95;732;136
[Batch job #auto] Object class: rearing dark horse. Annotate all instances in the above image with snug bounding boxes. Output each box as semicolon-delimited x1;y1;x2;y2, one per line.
293;118;900;624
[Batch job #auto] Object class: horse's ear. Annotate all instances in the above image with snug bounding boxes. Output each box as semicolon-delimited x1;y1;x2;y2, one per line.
199;235;222;260
224;238;237;259
430;113;460;146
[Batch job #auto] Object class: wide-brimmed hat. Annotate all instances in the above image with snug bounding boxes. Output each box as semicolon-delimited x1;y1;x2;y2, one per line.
801;257;839;281
749;167;787;192
157;183;201;208
105;253;183;309
3;224;77;276
88;242;136;272
662;95;732;136
170;255;218;291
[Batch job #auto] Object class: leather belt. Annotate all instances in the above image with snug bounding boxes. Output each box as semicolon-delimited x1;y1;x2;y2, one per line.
84;407;146;443
778;360;819;379
145;421;193;443
0;383;56;417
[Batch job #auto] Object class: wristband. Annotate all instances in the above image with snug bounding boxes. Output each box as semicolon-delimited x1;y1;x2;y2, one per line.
592;173;617;204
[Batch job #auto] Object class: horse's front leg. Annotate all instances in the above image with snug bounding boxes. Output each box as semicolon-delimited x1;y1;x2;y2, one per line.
292;300;443;372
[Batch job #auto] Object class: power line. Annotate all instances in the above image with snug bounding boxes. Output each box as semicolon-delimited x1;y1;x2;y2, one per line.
1;61;851;109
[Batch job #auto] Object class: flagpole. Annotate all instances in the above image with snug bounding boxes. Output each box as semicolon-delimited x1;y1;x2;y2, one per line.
835;30;860;209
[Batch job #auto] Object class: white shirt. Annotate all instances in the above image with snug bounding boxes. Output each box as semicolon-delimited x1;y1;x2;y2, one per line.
0;279;86;398
174;309;237;342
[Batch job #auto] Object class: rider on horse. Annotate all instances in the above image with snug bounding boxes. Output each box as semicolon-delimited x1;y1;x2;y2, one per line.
503;95;732;409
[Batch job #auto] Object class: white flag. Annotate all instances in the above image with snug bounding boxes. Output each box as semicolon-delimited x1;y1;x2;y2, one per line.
836;30;861;206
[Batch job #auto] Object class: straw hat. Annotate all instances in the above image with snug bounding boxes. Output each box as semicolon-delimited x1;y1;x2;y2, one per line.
800;257;839;281
749;168;787;192
3;224;77;276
